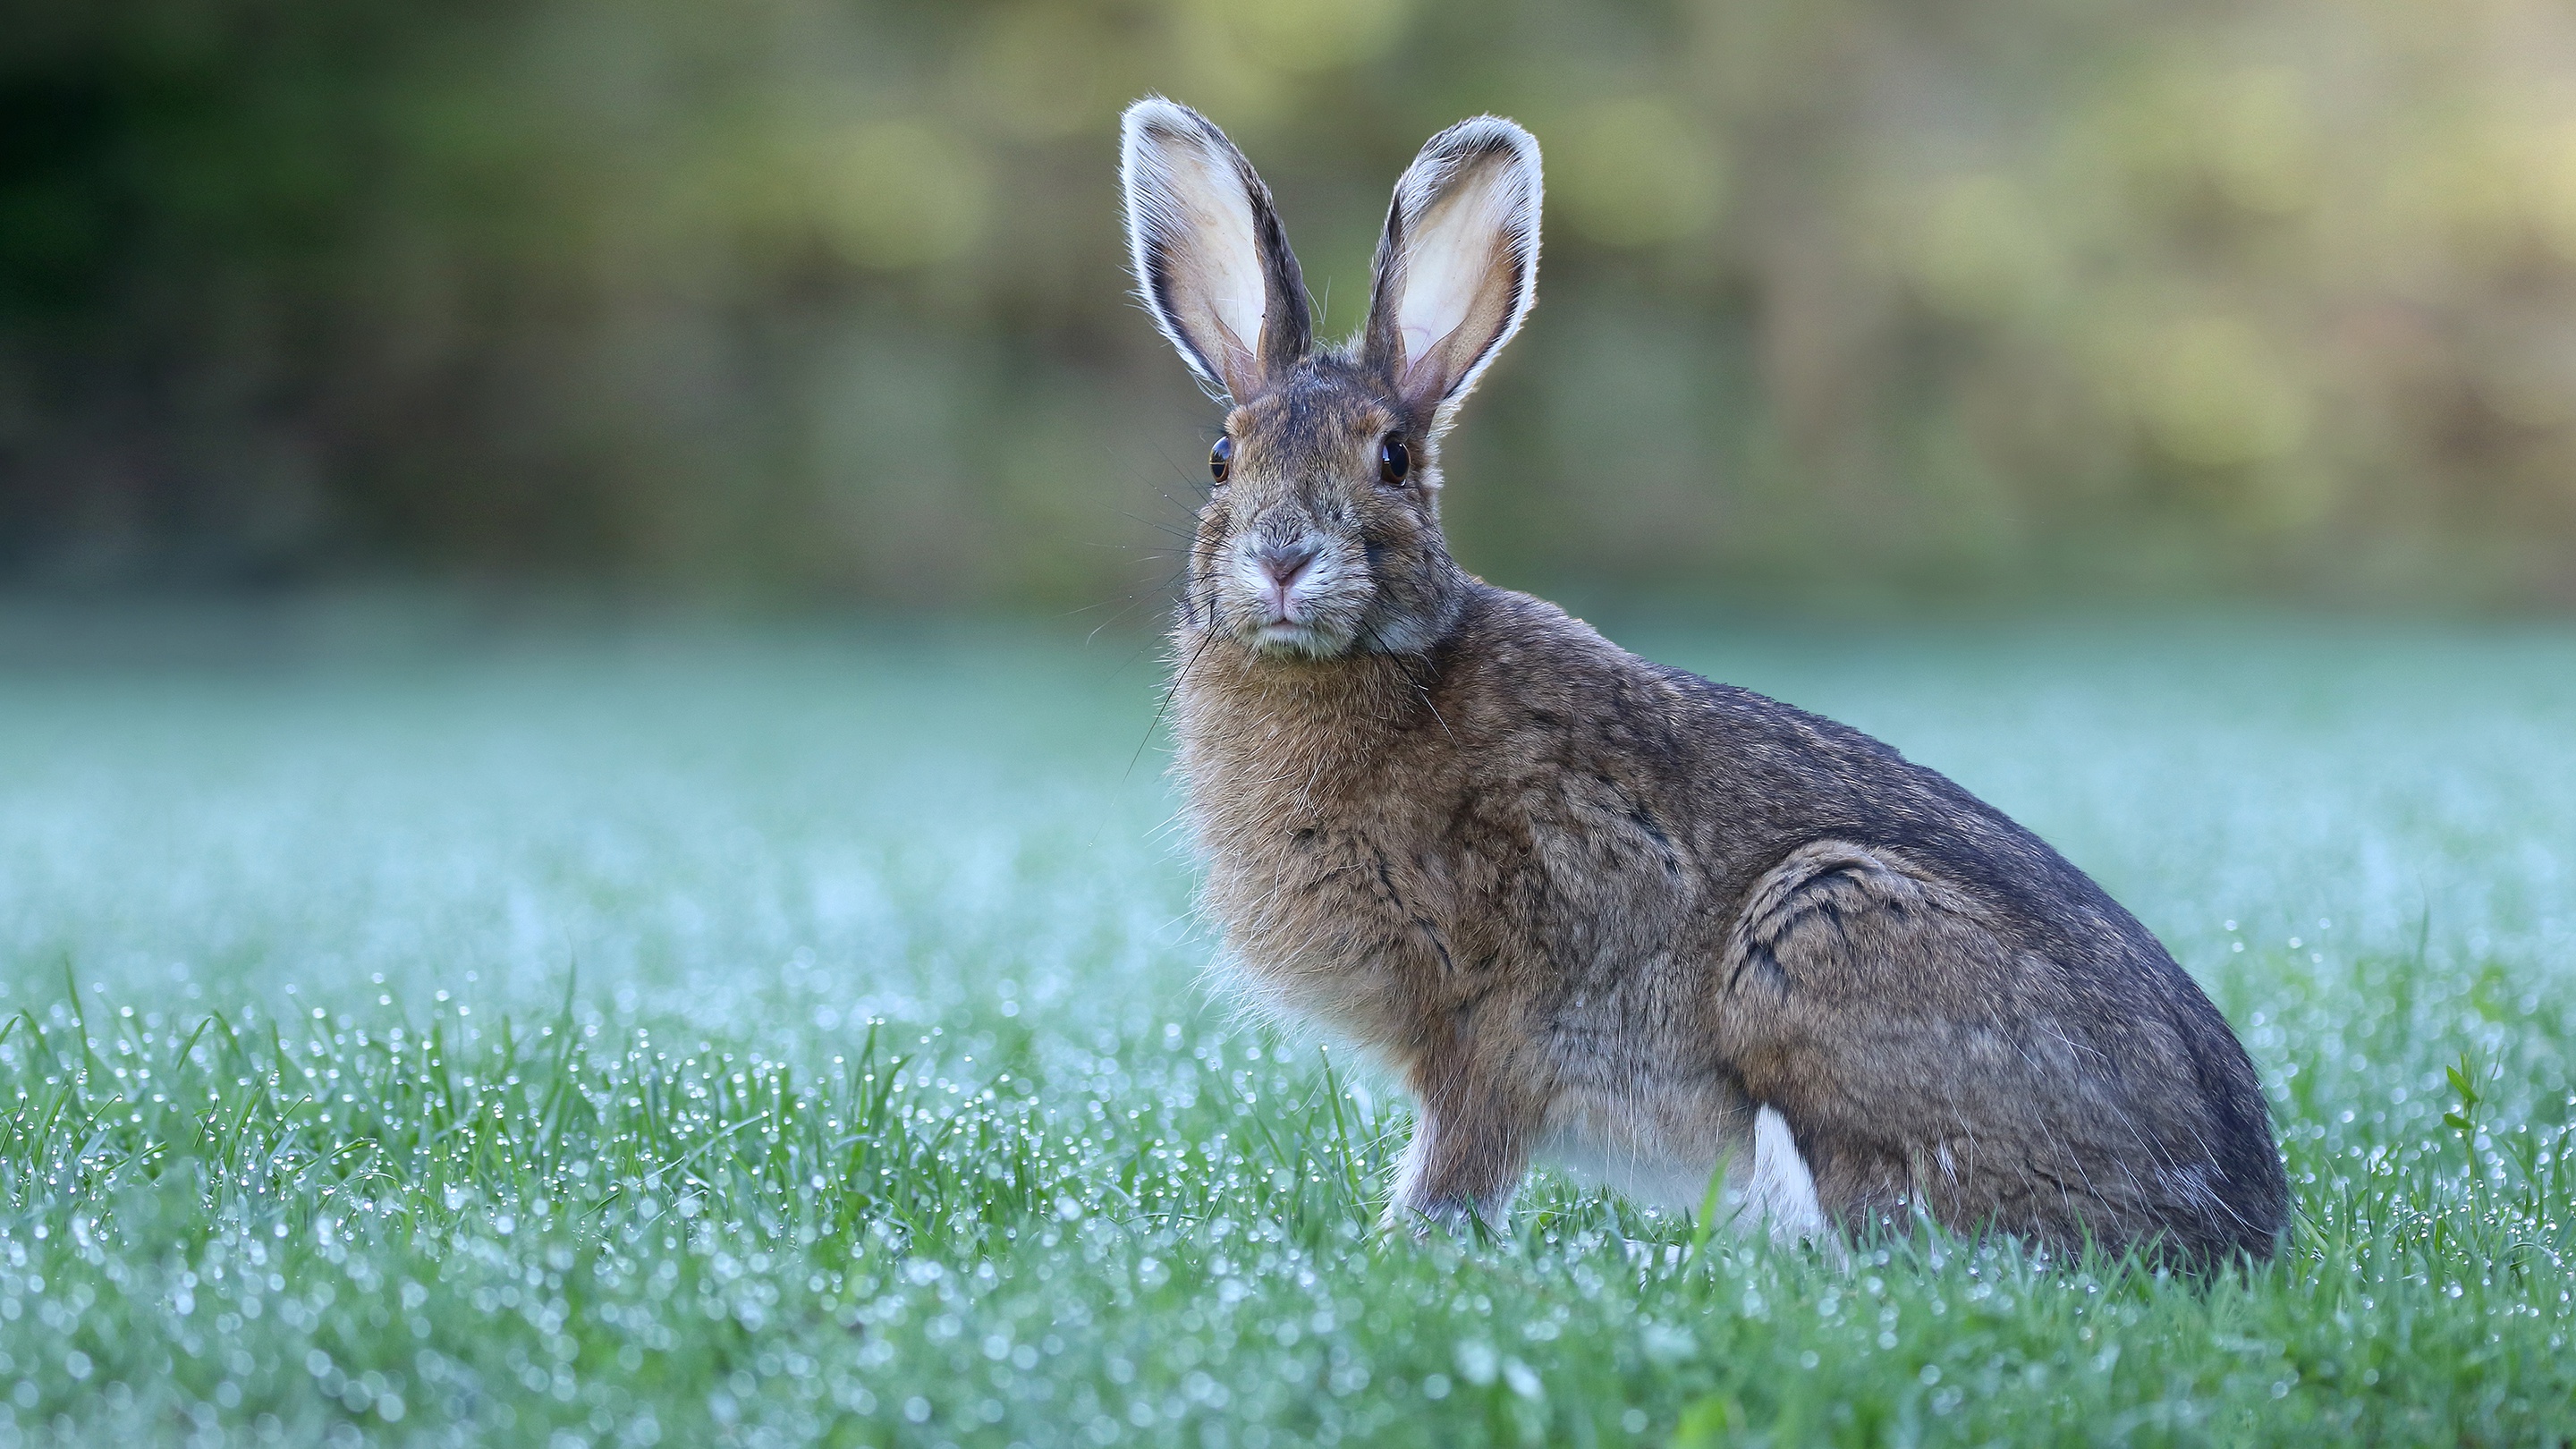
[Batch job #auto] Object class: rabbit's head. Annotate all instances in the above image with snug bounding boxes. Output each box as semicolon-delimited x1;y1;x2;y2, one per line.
1122;98;1541;659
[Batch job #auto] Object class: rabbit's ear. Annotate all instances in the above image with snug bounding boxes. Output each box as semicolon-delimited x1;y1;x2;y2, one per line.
1361;118;1542;420
1122;97;1311;401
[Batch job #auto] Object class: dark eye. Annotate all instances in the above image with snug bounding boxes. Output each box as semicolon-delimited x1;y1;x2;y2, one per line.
1209;436;1233;483
1378;436;1411;486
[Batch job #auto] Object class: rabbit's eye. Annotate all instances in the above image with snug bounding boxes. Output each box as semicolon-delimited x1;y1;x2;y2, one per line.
1378;437;1411;486
1209;436;1233;484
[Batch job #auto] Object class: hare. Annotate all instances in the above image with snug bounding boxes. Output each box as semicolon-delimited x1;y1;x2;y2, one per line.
1120;97;2286;1267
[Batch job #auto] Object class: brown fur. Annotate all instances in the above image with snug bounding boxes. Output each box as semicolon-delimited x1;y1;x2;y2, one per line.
1124;99;2286;1267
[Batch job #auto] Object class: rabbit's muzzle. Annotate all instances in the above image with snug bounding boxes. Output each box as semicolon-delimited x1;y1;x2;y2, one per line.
1213;520;1373;657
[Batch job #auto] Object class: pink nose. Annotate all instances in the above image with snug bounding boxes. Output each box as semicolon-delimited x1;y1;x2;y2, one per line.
1253;541;1317;616
1256;541;1316;588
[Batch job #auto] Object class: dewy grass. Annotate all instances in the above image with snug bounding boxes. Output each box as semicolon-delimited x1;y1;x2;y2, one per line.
2;616;2572;1446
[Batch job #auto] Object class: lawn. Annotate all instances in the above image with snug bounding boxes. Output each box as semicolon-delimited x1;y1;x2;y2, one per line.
3;610;2572;1447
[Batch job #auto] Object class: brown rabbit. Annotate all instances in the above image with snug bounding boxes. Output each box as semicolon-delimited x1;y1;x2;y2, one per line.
1120;97;2286;1267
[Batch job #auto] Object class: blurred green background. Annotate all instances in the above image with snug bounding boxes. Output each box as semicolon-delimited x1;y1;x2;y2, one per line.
7;0;2576;609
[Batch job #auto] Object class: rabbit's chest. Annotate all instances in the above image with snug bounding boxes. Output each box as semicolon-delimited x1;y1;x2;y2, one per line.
1174;666;1715;1042
1194;790;1483;1037
1192;775;1699;1045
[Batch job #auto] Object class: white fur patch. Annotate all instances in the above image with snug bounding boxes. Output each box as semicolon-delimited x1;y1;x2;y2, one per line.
1741;1106;1827;1241
1537;1094;1828;1247
1543;1123;1727;1213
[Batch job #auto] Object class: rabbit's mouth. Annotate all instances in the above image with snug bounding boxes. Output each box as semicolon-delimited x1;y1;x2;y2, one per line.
1241;604;1357;658
1250;620;1335;654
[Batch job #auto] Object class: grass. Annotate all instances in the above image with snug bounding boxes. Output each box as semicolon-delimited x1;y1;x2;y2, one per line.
2;610;2572;1447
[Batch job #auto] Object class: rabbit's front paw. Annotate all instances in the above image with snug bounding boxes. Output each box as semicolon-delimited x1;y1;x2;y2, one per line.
1380;1194;1497;1242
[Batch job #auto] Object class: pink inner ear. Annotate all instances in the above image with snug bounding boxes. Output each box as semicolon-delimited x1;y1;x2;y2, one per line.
1397;319;1468;403
1219;335;1262;396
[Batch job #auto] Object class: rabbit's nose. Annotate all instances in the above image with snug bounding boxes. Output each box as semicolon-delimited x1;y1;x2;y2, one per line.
1253;540;1318;590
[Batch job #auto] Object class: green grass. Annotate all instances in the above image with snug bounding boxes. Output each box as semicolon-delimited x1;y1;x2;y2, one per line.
3;613;2572;1446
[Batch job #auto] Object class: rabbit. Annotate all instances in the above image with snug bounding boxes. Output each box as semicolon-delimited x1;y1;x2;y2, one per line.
1119;97;2287;1268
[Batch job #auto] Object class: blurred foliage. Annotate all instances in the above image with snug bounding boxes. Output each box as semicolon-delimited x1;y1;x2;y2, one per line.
5;0;2576;606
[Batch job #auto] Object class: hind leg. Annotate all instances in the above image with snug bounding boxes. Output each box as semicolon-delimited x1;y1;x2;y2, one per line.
1715;841;2258;1261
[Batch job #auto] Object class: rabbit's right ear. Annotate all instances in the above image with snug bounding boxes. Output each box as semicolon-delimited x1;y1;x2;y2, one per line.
1122;98;1311;401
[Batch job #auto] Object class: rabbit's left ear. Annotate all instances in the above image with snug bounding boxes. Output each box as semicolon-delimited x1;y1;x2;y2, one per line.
1122;97;1311;401
1361;118;1542;422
